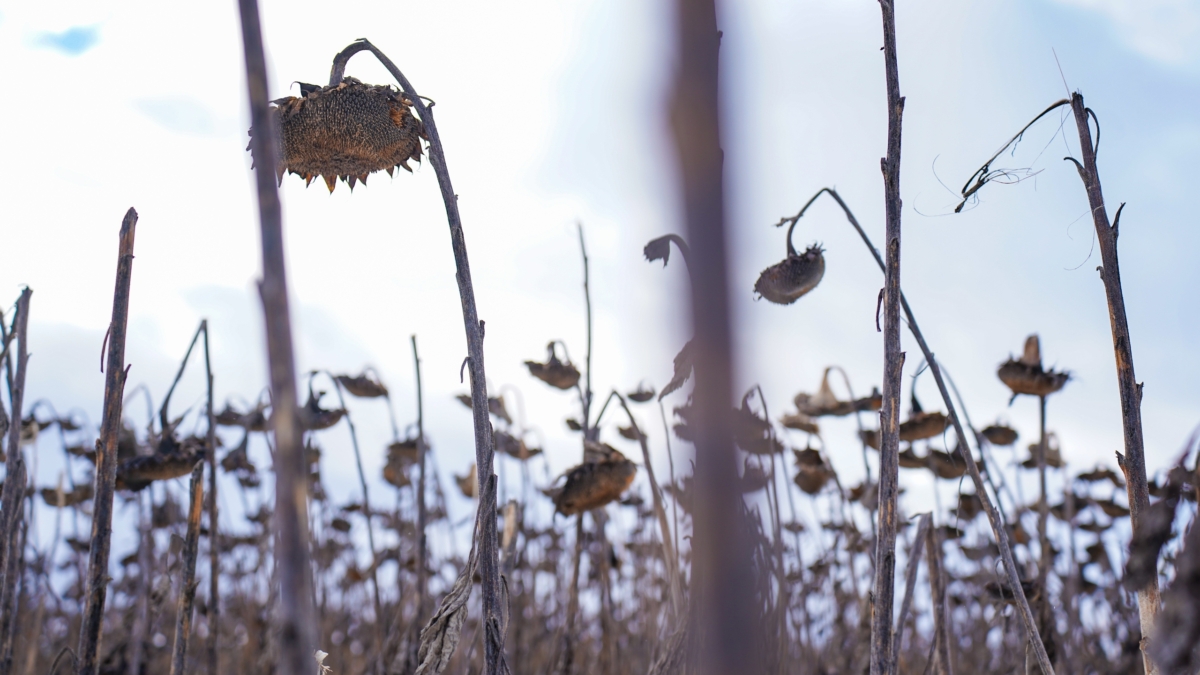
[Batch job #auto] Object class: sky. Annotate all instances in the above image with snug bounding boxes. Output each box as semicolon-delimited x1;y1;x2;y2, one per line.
1;0;1198;568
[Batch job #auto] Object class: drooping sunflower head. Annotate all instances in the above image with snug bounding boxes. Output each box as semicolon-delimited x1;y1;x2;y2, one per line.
251;77;427;192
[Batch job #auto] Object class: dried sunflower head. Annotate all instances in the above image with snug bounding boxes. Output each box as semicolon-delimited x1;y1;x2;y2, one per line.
754;243;825;305
552;449;637;515
997;334;1069;398
981;423;1018;446
335;371;389;399
525;342;581;391
899;411;949;442
253;77;427;193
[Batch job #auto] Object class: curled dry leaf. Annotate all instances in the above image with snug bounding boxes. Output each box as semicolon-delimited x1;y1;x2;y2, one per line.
455;464;477;499
981;423;1019;446
335;371;389;398
552;447;637;515
754;244;825;305
643;236;675;267
792;447;835;495
659;339;695;401
525;342;581;390
734;398;783;455
998;334;1069;398
414;529;479;675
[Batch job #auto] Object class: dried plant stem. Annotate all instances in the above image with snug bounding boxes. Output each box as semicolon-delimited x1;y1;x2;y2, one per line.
0;288;31;675
329;39;504;674
328;380;384;664
869;2;905;675
1066;92;1157;675
893;514;930;669
926;524;954;675
170;461;205;675
127;495;151;675
202;322;219;675
671;1;760;672
237;4;317;675
614;394;680;617
781;187;1054;673
76;209;137;675
1035;394;1053;667
413;335;429;622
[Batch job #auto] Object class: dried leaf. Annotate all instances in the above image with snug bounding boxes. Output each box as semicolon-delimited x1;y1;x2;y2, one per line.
659;340;695;401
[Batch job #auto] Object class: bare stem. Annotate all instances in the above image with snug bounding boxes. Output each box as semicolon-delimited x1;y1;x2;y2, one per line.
614;392;681;617
780;186;1052;673
0;288;32;674
1067;92;1157;674
202;322;219;675
670;2;760;671
892;514;930;670
329;38;504;674
412;335;429;623
76;209;137;675
169;461;205;675
236;4;317;674
926;523;954;675
869;3;905;674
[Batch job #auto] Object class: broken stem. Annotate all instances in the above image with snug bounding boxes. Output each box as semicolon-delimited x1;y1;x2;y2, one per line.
76;209;137;675
169;461;205;675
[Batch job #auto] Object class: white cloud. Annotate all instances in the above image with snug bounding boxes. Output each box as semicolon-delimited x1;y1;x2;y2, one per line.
1052;0;1200;64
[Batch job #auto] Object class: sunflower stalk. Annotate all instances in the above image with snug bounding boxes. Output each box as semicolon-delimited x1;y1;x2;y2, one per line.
779;187;1053;673
236;5;318;675
868;2;905;674
169;461;205;675
76;209;137;675
201;321;219;675
1065;92;1158;675
328;39;505;674
0;288;32;675
671;0;762;671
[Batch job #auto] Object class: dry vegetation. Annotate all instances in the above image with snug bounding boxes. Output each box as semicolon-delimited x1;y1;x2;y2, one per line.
1;2;1199;675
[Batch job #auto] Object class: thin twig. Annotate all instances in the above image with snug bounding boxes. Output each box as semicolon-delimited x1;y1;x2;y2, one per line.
76;209;137;675
202;321;219;675
413;335;429;624
893;514;930;670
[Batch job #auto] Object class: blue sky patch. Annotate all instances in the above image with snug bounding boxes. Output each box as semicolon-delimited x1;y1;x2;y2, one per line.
36;25;100;56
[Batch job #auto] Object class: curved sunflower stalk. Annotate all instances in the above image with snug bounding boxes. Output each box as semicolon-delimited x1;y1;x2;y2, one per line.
771;186;1051;674
325;38;506;675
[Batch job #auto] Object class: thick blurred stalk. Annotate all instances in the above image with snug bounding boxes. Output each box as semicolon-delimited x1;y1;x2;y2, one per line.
670;1;762;672
236;3;317;674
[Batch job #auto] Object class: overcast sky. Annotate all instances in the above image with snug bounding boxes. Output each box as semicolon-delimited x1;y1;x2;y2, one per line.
2;0;1198;552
